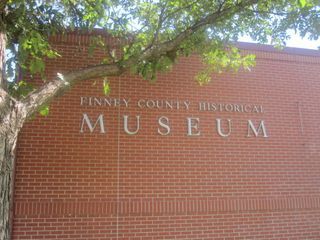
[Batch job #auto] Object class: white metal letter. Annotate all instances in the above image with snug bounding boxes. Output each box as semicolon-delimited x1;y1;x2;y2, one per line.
123;115;140;135
216;119;232;137
158;116;171;135
247;120;268;138
80;113;105;133
187;117;200;136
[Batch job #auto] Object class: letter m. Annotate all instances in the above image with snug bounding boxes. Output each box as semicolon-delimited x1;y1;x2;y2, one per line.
80;113;106;133
247;120;268;138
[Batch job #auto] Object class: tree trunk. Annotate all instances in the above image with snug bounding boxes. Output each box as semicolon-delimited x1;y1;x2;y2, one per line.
0;127;18;240
0;31;6;90
0;24;19;240
0;88;23;240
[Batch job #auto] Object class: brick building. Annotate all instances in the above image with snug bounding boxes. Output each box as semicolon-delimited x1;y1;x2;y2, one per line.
13;32;320;239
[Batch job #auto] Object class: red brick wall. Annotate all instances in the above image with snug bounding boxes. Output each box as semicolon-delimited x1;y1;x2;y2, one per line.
13;33;320;239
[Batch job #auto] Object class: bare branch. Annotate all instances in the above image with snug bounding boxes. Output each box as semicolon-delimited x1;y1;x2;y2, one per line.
151;3;167;46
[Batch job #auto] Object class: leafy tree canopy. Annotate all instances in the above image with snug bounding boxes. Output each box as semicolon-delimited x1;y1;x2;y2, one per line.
1;0;319;92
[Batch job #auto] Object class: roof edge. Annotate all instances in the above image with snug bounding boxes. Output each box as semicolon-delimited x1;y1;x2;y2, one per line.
236;42;320;57
49;30;320;58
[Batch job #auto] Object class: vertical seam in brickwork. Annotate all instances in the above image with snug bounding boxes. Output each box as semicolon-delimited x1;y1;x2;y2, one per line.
117;77;121;239
298;101;304;134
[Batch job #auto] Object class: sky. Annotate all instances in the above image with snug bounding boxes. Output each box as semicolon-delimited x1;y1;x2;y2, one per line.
285;35;320;49
239;31;320;50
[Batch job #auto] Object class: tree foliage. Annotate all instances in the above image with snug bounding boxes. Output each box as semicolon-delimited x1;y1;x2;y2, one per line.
2;0;319;93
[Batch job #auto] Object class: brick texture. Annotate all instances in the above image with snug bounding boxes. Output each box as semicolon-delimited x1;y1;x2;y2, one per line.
13;33;320;239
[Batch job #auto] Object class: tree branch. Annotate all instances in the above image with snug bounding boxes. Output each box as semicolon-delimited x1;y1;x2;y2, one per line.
21;63;123;119
162;0;199;22
127;0;258;65
0;1;7;15
151;4;167;46
20;0;258;121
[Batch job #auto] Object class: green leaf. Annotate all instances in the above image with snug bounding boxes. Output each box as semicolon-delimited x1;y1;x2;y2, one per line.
29;58;45;74
39;105;50;116
195;71;211;86
299;0;306;7
8;81;34;99
103;78;111;95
